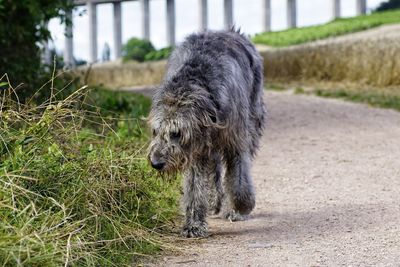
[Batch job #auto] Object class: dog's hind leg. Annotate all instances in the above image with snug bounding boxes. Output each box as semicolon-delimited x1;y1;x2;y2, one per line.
207;153;224;215
222;151;255;221
181;163;209;238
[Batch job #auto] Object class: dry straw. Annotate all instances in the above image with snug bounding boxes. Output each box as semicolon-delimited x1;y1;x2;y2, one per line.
261;36;400;87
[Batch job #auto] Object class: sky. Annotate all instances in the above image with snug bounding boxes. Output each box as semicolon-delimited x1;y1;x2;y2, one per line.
48;0;386;62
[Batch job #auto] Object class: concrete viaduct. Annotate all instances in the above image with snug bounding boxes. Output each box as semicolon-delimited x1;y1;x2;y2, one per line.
62;0;367;66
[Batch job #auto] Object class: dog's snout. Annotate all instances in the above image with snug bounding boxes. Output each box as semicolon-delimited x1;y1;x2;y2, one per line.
151;160;165;170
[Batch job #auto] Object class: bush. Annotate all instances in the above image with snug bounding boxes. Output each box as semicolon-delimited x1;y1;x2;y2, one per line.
375;0;400;11
0;1;72;91
122;38;156;62
144;47;173;62
0;78;180;266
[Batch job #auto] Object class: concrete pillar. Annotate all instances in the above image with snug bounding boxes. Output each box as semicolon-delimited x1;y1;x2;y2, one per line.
140;0;150;40
199;0;208;31
263;0;271;32
356;0;367;15
113;1;122;59
332;0;341;19
64;10;74;68
224;0;233;30
166;0;176;46
88;1;98;63
287;0;297;28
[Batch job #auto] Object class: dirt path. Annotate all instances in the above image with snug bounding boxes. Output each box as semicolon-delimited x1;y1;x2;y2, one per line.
154;90;400;266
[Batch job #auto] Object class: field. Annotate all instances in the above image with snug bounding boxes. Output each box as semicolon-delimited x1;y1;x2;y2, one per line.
253;9;400;47
0;78;180;266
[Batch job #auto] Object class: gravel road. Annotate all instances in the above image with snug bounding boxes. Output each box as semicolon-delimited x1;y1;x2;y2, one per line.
157;90;400;266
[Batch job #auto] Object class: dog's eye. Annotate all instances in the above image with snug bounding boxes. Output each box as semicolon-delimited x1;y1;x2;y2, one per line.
170;131;181;140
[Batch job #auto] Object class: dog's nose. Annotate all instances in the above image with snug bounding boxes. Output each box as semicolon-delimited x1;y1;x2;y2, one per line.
151;160;165;170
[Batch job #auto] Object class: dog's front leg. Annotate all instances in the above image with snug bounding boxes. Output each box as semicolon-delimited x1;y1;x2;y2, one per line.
181;164;208;238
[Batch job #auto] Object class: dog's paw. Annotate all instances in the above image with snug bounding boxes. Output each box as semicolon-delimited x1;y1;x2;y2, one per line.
182;222;208;238
223;210;248;222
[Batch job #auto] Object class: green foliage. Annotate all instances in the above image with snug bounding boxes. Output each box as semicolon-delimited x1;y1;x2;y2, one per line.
0;0;73;89
144;47;173;62
0;79;180;266
253;10;400;47
122;38;156;62
375;0;400;11
84;87;151;119
122;38;172;62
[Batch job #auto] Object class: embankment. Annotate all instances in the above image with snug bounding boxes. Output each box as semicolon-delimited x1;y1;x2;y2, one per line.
260;24;400;87
74;24;400;89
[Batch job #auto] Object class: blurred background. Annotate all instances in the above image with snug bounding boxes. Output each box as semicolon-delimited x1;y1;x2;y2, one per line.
48;0;386;63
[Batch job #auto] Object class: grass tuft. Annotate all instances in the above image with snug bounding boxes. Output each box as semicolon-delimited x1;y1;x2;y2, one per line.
0;76;180;266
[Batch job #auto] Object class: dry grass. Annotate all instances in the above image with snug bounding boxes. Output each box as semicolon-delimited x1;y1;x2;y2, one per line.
72;60;167;89
261;35;400;87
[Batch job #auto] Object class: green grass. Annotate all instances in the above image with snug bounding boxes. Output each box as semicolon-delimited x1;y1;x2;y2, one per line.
267;84;400;111
0;80;180;266
267;83;286;91
313;88;400;111
253;9;400;47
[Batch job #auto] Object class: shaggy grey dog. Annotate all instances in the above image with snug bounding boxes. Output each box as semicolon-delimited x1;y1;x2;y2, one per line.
148;29;266;238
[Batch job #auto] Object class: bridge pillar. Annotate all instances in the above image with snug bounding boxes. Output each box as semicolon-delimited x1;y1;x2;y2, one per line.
64;10;74;67
140;0;150;40
113;1;122;59
224;0;233;30
199;0;208;31
88;1;98;63
166;0;176;46
332;0;341;19
356;0;367;15
263;0;271;32
287;0;297;28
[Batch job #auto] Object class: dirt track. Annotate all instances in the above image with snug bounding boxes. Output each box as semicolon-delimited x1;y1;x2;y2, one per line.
156;91;400;266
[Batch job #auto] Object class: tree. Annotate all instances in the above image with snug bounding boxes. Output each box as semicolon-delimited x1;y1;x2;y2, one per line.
0;0;73;91
375;0;400;11
122;38;155;62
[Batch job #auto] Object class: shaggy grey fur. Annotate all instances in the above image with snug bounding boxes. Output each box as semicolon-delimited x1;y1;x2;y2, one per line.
148;29;266;238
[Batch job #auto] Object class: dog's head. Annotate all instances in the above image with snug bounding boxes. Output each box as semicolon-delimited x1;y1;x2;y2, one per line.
148;84;220;172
